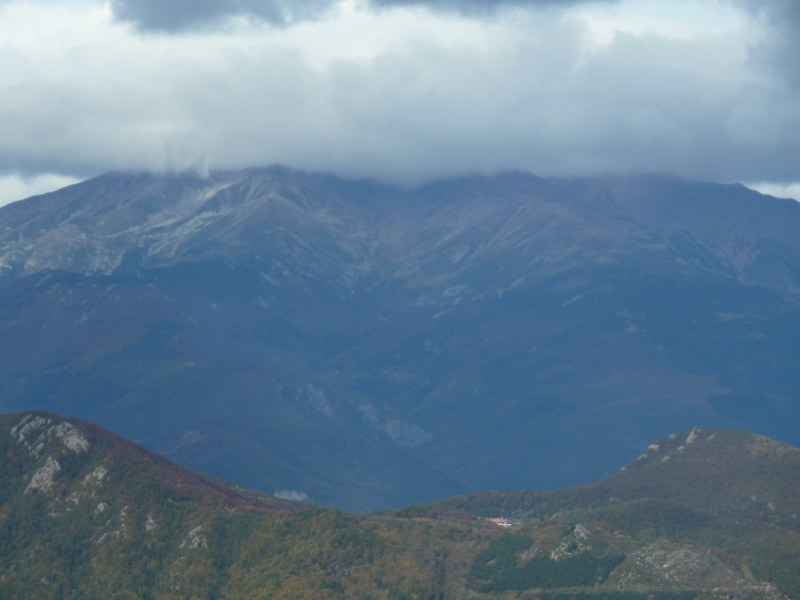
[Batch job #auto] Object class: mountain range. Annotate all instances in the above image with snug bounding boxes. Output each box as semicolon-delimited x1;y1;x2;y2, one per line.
2;410;798;598
1;167;799;510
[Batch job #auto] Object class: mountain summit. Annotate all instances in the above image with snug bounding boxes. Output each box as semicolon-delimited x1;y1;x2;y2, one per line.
2;168;799;509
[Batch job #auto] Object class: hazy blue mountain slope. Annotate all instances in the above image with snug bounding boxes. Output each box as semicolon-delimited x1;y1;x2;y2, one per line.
1;167;799;509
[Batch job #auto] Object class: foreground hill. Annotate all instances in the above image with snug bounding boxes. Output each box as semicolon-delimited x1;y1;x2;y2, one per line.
2;168;800;509
409;427;800;598
0;411;486;598
1;411;798;599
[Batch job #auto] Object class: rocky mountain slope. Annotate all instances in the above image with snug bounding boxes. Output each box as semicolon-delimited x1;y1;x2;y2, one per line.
2;411;798;599
1;168;799;509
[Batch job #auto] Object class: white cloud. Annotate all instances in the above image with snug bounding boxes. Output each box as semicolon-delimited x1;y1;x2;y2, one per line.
576;0;747;44
0;173;82;207
0;0;799;188
746;182;800;203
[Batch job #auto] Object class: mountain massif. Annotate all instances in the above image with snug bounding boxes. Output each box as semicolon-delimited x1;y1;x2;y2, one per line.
2;410;798;598
1;168;799;510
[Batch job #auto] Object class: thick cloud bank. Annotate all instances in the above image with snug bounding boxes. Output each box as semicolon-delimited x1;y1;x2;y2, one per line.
0;0;798;204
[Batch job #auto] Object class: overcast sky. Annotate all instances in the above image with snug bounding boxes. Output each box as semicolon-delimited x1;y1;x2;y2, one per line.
2;0;800;205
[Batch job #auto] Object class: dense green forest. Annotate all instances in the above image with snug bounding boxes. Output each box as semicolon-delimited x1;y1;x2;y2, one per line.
1;411;798;599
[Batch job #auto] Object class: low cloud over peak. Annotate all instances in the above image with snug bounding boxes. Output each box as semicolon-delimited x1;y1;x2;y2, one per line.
0;0;798;205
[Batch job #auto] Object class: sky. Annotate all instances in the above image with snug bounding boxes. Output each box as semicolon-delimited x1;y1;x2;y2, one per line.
1;0;799;205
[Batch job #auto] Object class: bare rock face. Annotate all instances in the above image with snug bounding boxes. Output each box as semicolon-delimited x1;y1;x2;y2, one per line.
7;413;109;521
11;414;95;499
179;525;209;550
11;413;90;458
25;456;62;493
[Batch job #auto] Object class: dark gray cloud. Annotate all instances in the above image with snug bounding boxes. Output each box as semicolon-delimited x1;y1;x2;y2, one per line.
110;0;335;30
110;0;612;30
